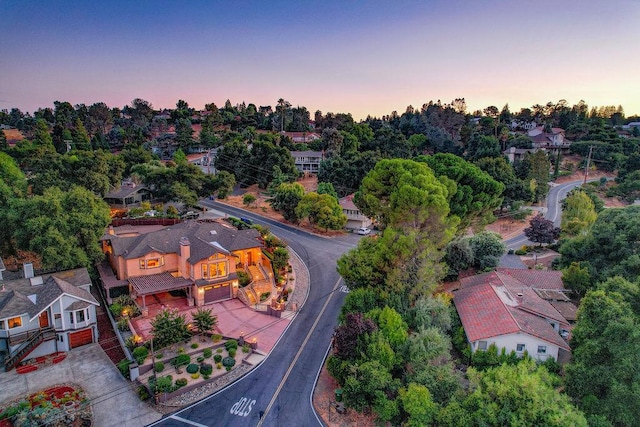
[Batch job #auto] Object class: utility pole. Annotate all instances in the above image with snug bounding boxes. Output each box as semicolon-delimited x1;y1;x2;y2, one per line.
583;145;593;185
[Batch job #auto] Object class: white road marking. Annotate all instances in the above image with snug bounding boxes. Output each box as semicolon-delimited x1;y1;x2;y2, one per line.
168;415;208;427
230;396;256;417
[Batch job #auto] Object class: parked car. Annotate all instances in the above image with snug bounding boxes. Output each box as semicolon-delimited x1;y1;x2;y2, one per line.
240;217;253;225
357;227;371;235
181;211;199;220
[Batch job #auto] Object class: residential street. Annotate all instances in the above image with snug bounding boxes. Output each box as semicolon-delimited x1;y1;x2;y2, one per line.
149;202;360;426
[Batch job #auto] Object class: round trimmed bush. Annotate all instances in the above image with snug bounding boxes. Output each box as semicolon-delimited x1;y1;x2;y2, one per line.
191;373;200;379
186;363;199;374
191;343;199;349
175;378;188;388
216;362;222;369
200;363;213;376
228;348;237;358
214;354;222;363
173;354;190;367
225;339;238;351
203;348;212;358
197;356;205;363
154;362;165;373
133;346;149;364
222;356;236;368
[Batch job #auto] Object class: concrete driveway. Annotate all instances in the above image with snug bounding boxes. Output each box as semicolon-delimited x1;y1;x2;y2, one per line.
0;343;161;426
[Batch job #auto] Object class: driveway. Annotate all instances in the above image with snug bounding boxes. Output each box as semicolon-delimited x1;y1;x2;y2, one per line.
0;343;161;426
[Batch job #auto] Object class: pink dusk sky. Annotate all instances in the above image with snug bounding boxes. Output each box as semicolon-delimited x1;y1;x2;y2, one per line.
1;0;639;120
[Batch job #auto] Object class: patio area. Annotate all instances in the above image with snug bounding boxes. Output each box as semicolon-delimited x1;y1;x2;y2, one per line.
129;297;293;355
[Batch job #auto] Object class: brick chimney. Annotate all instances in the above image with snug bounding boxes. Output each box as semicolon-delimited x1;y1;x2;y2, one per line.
179;237;190;279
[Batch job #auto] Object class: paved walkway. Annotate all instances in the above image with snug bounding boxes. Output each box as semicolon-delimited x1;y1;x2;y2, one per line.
0;343;162;426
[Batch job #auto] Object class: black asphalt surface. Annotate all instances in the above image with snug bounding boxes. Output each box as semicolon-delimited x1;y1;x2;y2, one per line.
149;201;360;427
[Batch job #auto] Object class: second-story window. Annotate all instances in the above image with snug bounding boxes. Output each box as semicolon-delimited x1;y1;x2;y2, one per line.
202;260;228;280
140;257;165;269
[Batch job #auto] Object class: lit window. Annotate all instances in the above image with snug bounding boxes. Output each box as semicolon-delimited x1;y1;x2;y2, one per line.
537;345;547;354
8;317;22;329
478;341;488;351
516;344;526;352
140;257;164;269
202;260;228;279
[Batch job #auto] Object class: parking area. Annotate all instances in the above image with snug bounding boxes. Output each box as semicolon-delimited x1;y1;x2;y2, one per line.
0;343;161;426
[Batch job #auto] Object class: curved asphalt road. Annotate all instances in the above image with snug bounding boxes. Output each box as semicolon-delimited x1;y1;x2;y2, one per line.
505;179;596;250
149;201;360;427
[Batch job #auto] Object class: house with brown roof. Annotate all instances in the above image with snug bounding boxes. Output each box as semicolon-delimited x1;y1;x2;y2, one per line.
453;269;573;362
527;126;572;150
103;181;152;208
0;267;99;371
339;194;372;230
100;221;267;313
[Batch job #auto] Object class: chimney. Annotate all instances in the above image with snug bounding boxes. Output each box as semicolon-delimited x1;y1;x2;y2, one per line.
108;225;115;236
179;237;191;279
23;263;34;279
516;292;524;304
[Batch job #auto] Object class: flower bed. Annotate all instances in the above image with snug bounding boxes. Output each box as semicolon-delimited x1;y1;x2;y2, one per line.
0;384;91;426
15;352;67;374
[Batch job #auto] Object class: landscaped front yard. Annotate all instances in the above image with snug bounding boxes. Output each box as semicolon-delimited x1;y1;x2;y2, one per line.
131;335;254;403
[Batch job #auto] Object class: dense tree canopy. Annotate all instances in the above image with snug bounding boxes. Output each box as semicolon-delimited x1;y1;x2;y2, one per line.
418;153;504;226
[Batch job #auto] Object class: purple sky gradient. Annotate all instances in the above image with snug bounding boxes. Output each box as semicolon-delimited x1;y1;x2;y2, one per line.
1;0;639;119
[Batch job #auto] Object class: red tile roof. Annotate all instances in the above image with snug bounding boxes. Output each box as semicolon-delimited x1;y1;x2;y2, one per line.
453;284;520;342
496;268;563;290
454;270;571;350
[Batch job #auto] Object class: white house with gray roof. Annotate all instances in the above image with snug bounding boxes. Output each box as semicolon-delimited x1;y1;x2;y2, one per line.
0;267;99;371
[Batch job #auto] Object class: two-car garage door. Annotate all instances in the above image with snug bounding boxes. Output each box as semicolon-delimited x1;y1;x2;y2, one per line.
203;283;231;304
69;329;94;349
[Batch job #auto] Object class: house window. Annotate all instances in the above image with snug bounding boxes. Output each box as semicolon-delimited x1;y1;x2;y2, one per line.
537;345;547;354
478;341;488;351
516;344;526;352
69;312;74;324
140;257;165;269
76;310;86;323
0;319;5;330
202;261;228;279
7;317;22;329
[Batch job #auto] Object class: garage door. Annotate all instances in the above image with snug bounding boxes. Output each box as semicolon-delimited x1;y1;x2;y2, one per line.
204;283;231;303
69;329;93;349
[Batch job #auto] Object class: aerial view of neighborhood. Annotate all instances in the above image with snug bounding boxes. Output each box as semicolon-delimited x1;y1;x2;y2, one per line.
1;1;639;426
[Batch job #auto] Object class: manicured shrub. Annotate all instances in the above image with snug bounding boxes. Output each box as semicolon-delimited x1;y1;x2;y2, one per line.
191;343;199;349
242;344;250;353
191;373;200;379
117;318;129;332
177;347;185;354
117;359;132;379
173;354;190;367
203;348;212;358
202;374;210;380
156;353;163;359
186;364;199;374
222;356;236;368
154;362;165;373
216;348;223;354
214;354;222;363
175;378;188;388
197;356;205;363
212;334;222;343
151;375;173;393
133;346;149;365
216;363;222;369
224;339;238;351
109;303;122;318
137;385;151;401
200;363;213;376
515;249;527;256
228;348;237;358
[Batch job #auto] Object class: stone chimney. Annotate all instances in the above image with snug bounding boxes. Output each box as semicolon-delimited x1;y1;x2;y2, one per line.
179;237;190;279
